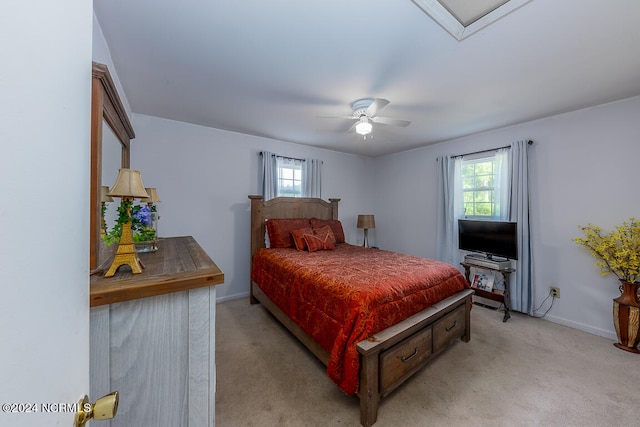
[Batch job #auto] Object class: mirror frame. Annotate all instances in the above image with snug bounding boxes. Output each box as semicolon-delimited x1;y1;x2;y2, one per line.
90;62;135;271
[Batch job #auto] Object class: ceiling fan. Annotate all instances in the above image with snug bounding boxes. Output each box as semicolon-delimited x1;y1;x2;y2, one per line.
320;98;410;138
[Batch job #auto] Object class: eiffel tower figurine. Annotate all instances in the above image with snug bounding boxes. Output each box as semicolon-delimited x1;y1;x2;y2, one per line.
103;169;150;278
104;202;145;277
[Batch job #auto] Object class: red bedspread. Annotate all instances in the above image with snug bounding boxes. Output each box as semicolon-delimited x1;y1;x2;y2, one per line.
251;243;469;395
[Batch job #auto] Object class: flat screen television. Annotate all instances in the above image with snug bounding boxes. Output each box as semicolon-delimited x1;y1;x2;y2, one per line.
458;219;518;260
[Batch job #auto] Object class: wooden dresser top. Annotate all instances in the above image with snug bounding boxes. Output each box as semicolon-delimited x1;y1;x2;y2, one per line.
90;236;224;307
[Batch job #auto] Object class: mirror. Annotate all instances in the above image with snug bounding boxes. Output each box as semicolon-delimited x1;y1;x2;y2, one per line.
101;122;121;237
90;62;134;272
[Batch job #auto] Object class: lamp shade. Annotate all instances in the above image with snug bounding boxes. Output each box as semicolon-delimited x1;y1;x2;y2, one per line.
140;187;161;204
355;117;372;136
100;185;114;202
107;168;149;199
357;214;375;229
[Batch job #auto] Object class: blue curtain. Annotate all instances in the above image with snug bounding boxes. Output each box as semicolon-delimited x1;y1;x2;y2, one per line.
508;140;532;313
436;155;462;265
303;158;322;198
494;148;510;220
261;151;277;201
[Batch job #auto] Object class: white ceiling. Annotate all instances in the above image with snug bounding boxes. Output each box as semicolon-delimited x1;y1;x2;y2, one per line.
94;0;640;157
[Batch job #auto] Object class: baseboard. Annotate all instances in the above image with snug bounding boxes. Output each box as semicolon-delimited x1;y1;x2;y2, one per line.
216;291;249;303
544;314;617;341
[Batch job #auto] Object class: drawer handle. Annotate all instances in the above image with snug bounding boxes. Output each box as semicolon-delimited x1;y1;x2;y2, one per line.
401;347;419;362
445;320;458;332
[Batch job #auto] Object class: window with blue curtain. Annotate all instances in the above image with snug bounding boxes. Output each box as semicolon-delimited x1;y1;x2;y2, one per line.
261;152;322;200
437;141;532;314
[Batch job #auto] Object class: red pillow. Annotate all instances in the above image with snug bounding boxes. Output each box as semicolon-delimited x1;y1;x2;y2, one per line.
313;225;336;244
266;218;312;248
291;227;313;251
303;232;336;252
310;218;345;243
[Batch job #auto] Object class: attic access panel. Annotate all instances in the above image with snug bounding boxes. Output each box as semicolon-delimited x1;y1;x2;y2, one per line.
412;0;532;40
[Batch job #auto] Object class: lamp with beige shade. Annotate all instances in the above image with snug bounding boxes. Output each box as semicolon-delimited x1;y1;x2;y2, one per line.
141;187;161;205
357;214;375;248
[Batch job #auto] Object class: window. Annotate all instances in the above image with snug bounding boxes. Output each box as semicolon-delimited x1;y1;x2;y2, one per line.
461;157;498;218
276;157;302;197
262;151;322;200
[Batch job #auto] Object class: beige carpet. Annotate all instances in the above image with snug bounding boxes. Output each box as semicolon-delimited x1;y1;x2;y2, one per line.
215;298;639;427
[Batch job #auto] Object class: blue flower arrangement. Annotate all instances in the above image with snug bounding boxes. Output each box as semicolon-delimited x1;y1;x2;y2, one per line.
104;200;158;245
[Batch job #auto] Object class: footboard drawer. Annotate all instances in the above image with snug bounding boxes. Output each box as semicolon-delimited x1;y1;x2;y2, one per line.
380;326;433;392
433;306;465;354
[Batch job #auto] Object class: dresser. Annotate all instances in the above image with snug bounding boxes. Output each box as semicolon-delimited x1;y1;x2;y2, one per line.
90;236;224;426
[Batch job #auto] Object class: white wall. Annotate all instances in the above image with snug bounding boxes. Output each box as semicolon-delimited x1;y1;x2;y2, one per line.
0;1;92;425
373;95;640;339
130;114;374;301
92;12;132;119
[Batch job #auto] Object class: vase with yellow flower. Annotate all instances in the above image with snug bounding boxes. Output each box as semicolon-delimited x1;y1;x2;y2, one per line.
575;218;640;353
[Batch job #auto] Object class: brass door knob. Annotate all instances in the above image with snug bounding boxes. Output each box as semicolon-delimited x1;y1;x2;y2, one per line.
74;392;118;427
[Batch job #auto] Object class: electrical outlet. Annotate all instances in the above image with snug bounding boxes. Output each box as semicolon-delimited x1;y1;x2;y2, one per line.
550;286;560;298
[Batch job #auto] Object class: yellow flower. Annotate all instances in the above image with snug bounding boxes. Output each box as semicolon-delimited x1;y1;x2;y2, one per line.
574;218;640;283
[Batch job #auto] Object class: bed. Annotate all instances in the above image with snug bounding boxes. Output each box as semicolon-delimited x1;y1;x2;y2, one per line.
248;195;473;426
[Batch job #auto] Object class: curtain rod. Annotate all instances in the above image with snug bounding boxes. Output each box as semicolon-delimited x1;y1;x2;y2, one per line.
450;140;533;159
259;151;305;162
259;151;324;164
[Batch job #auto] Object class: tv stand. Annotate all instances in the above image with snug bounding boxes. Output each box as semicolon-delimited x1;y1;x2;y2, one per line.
461;262;515;322
464;254;511;270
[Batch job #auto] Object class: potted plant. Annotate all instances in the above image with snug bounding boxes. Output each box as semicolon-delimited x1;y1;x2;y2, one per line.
574;218;640;353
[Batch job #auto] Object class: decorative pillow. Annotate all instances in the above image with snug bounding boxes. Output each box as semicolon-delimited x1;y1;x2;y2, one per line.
303;232;336;252
266;218;312;248
313;225;336;244
291;227;313;251
310;218;345;243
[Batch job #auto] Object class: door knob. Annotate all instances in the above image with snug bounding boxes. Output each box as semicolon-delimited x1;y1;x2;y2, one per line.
74;391;118;427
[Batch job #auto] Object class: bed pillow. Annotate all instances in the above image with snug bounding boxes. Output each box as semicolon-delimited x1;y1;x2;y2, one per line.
266;218;312;248
310;218;345;243
304;232;336;252
291;227;313;251
313;225;336;244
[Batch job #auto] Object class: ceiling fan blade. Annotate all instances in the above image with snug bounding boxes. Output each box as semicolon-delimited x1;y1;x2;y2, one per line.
317;115;356;120
372;116;411;127
346;121;357;133
366;98;390;116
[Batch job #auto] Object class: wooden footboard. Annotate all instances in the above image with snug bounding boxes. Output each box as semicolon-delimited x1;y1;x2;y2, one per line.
356;289;473;427
252;282;472;427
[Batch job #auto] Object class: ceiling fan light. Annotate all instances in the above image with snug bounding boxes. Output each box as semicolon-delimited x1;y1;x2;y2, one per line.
355;118;372;135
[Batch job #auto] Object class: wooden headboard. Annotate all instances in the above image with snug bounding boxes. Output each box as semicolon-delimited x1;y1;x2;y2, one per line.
248;195;341;259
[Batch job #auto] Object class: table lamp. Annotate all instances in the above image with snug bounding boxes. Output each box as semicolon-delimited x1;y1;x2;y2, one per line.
357;214;375;248
104;168;150;277
141;187;161;205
